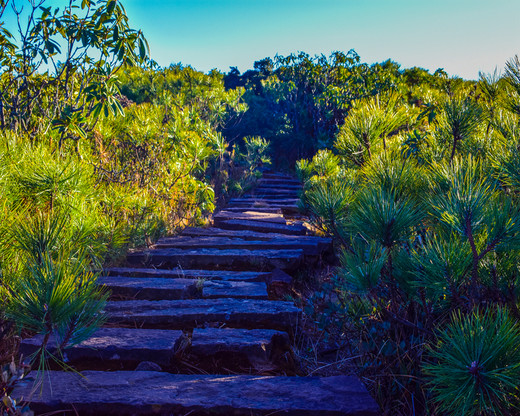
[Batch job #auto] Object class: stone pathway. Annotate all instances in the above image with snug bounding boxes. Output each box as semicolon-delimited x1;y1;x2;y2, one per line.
14;172;379;415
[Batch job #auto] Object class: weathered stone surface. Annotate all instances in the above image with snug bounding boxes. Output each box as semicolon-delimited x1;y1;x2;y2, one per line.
104;267;270;282
20;328;182;367
104;299;301;330
251;190;301;196
127;248;304;271
228;198;299;204
222;207;283;213
254;187;302;194
180;228;332;250
241;193;300;200
153;236;322;255
266;268;293;299
190;328;288;360
257;183;302;189
226;203;300;214
259;179;302;186
99;276;198;300
215;219;307;236
262;173;296;180
14;371;379;416
202;280;268;299
135;361;162;371
213;210;287;225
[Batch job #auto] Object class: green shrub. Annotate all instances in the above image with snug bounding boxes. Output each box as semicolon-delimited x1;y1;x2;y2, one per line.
425;308;520;416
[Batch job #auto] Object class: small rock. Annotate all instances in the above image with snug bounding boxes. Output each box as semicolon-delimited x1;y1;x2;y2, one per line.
135;361;162;372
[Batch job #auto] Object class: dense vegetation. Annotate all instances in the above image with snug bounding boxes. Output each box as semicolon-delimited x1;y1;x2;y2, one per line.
221;51;520;414
2;0;520;415
0;2;260;412
290;58;520;414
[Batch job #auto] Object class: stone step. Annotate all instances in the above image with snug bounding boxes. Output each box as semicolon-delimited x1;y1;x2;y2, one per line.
257;183;302;189
243;193;300;200
154;236;323;255
99;276;198;300
127;248;304;271
181;228;331;250
104;298;301;330
104;267;270;282
226;203;300;215
254;187;302;194
20;328;182;369
229;198;299;205
187;328;291;372
202;280;268;299
213;210;287;224
262;173;296;180
20;327;287;372
101;276;268;300
259;178;301;185
189;327;287;358
14;371;378;416
216;219;307;236
222;207;283;214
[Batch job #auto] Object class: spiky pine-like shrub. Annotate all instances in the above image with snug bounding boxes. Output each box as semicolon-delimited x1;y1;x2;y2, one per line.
424;308;520;416
0;213;108;369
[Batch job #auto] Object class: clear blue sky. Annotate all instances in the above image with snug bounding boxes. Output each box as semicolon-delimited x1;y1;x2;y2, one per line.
122;0;520;80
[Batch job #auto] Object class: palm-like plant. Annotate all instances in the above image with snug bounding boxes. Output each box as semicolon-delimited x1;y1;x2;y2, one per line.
241;136;271;173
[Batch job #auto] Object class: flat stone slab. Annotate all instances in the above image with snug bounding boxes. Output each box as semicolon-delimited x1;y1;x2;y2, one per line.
14;371;379;415
257;183;302;189
20;328;182;367
154;236;322;255
190;328;288;359
213;210;287;227
262;173;296;180
104;299;301;330
127;248;304;271
202;280;268;299
181;228;331;250
216;220;307;236
241;193;300;200
99;276;198;300
104;267;270;282
226;203;300;214
229;198;299;204
214;210;287;224
222;207;283;213
259;179;302;186
254;187;302;194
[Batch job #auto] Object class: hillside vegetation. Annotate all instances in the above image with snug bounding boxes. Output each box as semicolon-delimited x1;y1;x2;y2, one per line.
2;1;520;415
250;53;520;415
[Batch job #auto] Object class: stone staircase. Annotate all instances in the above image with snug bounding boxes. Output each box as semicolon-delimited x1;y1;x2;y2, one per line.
14;172;379;415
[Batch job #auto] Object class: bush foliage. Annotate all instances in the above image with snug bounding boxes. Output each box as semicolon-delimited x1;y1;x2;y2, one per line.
294;55;520;415
2;1;520;415
0;1;250;386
